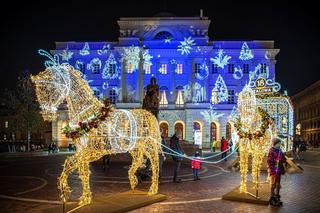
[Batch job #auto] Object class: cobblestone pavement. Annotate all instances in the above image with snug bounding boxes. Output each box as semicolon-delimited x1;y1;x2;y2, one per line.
0;150;319;213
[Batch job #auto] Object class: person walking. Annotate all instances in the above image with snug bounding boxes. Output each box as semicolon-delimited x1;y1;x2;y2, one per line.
268;138;286;207
170;131;185;183
191;151;201;181
221;137;229;161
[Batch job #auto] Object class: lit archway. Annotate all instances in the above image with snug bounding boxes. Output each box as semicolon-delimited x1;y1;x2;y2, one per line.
193;121;203;147
174;120;185;140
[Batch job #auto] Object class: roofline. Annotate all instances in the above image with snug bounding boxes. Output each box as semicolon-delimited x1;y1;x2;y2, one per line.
292;80;320;99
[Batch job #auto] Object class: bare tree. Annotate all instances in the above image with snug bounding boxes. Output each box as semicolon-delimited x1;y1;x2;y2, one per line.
1;70;46;151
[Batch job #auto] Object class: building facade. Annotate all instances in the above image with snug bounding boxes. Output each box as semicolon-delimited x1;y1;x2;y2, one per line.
51;14;281;148
292;80;320;146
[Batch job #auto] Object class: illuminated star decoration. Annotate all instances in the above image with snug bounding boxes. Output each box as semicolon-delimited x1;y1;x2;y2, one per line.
239;42;254;61
213;74;228;102
164;36;173;43
59;48;74;62
177;36;195;55
97;43;110;55
210;49;231;69
170;59;177;65
80;42;90;56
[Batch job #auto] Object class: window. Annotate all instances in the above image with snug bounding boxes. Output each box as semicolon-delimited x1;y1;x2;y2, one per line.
160;86;168;106
79;63;86;73
228;64;234;73
212;64;218;74
93;64;100;74
176;64;183;74
109;64;116;75
145;64;151;74
195;63;201;74
260;63;267;74
175;86;184;106
243;64;249;74
160;64;167;74
127;63;134;73
5;121;8;128
93;89;100;97
154;31;173;40
228;90;235;104
160;91;168;106
109;89;117;104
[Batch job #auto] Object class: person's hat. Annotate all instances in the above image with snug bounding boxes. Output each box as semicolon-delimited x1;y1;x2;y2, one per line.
272;138;281;146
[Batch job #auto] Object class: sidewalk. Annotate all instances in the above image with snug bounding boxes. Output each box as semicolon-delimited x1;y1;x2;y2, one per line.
0;150;74;157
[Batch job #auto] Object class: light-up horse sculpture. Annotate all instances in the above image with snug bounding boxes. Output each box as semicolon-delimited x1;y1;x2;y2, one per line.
235;86;274;196
31;50;161;206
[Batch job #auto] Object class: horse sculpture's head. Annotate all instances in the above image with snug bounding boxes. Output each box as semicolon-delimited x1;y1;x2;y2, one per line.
31;50;72;121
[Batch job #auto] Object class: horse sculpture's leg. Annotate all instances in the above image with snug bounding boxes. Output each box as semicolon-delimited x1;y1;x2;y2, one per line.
58;155;78;203
251;152;264;192
128;144;144;192
239;140;249;193
78;157;92;206
144;139;159;195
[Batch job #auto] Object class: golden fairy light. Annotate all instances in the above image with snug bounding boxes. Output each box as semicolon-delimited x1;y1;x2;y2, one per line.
31;50;162;206
235;85;275;196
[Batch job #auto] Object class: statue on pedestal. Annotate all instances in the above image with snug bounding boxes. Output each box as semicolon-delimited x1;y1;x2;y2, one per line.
143;77;160;119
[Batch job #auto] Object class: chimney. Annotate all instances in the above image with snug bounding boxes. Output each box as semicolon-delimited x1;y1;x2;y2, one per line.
200;9;203;19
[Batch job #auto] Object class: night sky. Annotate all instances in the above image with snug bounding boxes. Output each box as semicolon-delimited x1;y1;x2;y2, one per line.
1;0;319;96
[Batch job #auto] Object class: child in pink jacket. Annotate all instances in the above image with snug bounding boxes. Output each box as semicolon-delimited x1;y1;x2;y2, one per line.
191;151;201;181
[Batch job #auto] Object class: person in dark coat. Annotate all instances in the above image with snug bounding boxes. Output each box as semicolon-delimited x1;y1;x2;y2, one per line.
170;131;184;183
268;138;286;206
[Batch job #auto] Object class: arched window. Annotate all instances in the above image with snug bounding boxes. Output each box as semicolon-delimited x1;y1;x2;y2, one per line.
159;122;169;138
160;86;168;106
154;31;173;40
193;121;202;147
175;85;184;106
210;122;217;143
174;122;184;140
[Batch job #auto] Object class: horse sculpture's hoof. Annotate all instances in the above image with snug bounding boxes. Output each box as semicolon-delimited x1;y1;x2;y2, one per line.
78;195;92;206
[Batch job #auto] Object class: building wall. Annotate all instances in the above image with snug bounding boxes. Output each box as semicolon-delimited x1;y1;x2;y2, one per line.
292;80;320;145
51;16;280;148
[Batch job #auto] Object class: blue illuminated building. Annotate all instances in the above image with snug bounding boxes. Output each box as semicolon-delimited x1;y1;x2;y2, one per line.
52;14;281;148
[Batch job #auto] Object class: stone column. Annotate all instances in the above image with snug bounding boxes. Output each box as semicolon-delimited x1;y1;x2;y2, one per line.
121;60;127;102
137;50;145;103
171;63;176;104
204;59;209;102
190;59;195;103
